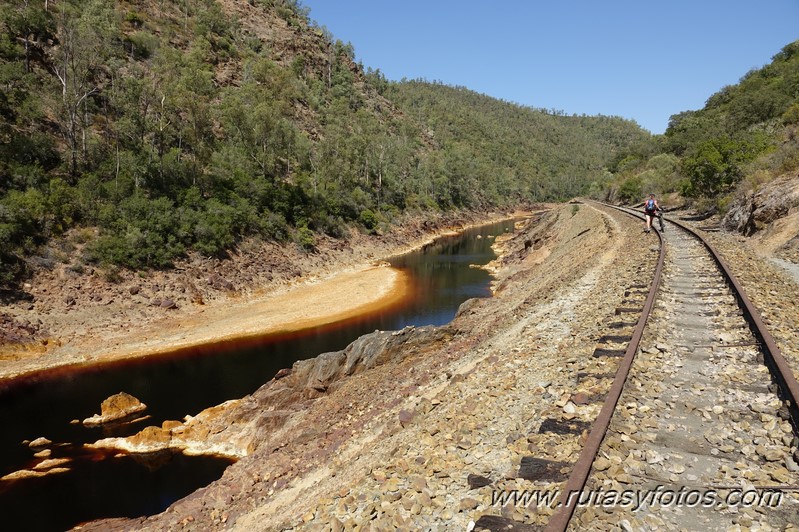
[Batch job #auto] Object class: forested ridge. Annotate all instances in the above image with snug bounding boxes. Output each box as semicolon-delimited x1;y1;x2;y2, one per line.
387;81;648;202
0;0;647;286
605;39;799;206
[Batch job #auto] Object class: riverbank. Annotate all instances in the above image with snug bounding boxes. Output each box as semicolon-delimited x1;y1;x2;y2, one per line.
1;265;408;382
0;208;531;381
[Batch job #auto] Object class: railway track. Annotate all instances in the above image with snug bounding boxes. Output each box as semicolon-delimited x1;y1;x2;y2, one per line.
546;203;799;531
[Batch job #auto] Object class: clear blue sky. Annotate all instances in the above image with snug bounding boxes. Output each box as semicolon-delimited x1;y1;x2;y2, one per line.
299;1;799;134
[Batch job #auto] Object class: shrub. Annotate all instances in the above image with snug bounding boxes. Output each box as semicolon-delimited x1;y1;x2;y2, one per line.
318;214;349;238
0;220;26;285
680;135;768;196
46;178;78;235
783;103;799;125
677;178;695;197
87;195;185;268
101;264;123;283
126;31;159;60
359;208;377;230
192;199;237;257
258;211;290;242
71;227;96;245
296;224;315;250
618;176;643;204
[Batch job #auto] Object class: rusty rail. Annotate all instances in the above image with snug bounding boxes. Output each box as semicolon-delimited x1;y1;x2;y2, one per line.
546;202;799;531
669;217;799;431
545;202;665;532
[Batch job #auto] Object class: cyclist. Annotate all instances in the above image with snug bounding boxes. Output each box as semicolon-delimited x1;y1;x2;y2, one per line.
643;193;659;233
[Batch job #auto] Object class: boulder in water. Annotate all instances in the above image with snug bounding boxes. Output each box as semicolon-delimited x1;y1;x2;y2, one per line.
83;392;147;426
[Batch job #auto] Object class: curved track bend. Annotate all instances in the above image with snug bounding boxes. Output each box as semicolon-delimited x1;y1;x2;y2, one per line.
546;203;799;531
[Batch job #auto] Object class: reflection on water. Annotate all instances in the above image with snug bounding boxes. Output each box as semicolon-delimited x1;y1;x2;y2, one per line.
0;219;516;530
0;449;234;531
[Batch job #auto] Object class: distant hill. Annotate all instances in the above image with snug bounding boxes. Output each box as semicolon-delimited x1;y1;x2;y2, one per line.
605;39;799;205
0;0;648;285
388;81;650;202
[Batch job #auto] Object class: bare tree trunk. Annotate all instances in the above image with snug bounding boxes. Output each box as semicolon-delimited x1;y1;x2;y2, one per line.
24;35;30;73
82;99;88;162
327;52;332;89
115;139;120;194
377;167;382;210
377;145;385;210
309;150;319;194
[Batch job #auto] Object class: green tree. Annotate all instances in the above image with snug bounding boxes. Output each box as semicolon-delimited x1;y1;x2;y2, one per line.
617;175;643;203
2;1;55;73
681;135;768;196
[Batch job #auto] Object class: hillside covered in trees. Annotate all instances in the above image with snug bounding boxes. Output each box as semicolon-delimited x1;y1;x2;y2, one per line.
387;81;648;202
604;39;799;207
0;0;647;286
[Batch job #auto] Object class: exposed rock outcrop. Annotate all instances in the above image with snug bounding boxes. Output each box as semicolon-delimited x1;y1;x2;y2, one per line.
722;173;799;236
0;311;47;348
90;325;449;459
83;392;147;426
288;325;447;398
